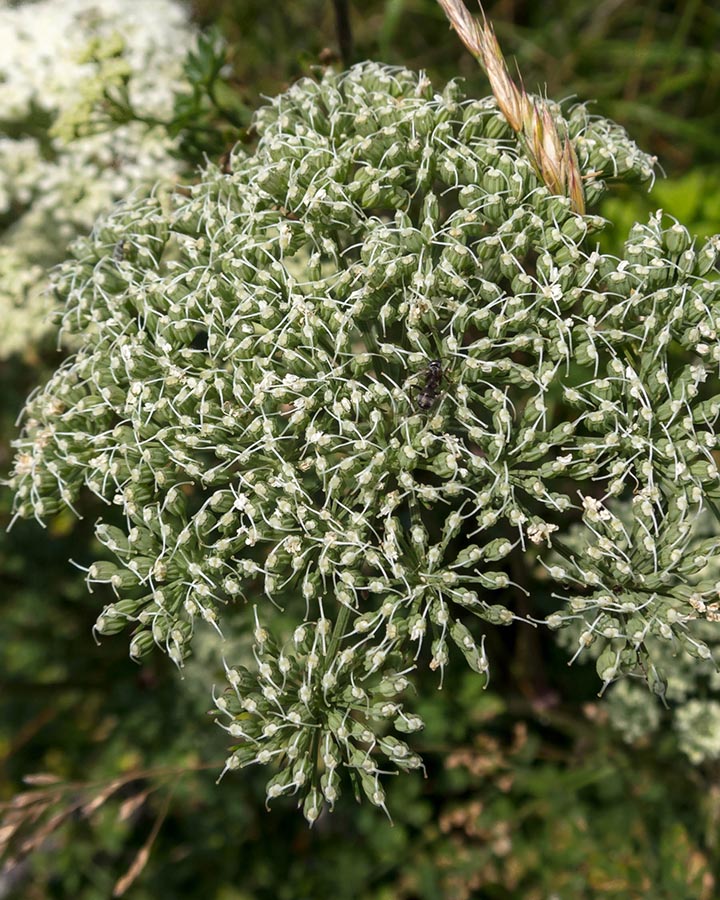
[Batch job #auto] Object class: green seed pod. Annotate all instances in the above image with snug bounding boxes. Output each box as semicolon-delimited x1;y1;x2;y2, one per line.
129;630;156;660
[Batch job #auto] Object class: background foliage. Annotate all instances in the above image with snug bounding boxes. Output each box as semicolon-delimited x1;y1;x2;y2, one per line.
1;1;719;897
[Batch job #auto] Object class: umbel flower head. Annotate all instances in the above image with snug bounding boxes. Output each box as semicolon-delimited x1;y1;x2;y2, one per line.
8;63;720;821
0;0;194;358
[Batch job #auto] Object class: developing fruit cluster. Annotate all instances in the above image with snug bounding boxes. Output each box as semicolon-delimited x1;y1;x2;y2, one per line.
9;63;720;820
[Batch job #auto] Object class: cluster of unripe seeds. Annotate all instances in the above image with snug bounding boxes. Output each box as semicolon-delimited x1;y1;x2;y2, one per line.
9;63;720;819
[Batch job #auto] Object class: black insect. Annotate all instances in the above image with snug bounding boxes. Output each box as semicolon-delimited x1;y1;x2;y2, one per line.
219;149;233;175
113;239;129;263
417;359;444;410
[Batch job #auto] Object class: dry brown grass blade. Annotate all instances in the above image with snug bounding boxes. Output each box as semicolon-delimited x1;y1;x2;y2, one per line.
0;821;23;852
436;0;586;213
82;777;126;817
1;776;125;866
0;794;53;859
113;842;153;898
19;805;78;856
436;0;484;59
1;761;217;881
8;790;53;810
21;773;63;786
113;789;173;898
564;136;586;214
117;790;151;824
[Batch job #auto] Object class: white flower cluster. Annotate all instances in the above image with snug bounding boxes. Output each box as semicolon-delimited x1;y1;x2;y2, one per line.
214;612;424;819
604;630;720;764
573;513;720;762
0;0;194;358
9;63;720;818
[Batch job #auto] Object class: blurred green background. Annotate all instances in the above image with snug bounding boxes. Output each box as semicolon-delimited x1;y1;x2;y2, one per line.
1;1;719;898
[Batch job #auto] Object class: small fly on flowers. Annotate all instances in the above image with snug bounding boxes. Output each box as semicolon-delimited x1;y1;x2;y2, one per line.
417;360;445;411
113;239;130;263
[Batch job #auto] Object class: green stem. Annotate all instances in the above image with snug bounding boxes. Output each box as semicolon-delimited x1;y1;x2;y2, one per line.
326;602;352;663
551;535;578;568
706;496;720;529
